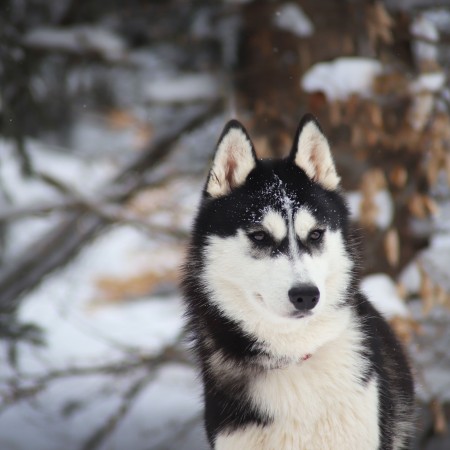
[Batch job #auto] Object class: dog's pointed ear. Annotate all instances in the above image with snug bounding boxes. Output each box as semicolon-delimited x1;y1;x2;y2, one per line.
206;120;257;198
290;114;340;190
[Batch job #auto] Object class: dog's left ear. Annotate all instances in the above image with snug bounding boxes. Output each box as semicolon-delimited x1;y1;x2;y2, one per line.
206;120;257;198
290;114;340;190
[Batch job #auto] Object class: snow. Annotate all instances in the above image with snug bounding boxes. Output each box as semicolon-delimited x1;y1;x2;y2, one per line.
12;225;184;373
23;26;126;61
144;73;220;104
0;374;128;450
402;192;450;294
0;131;204;448
360;274;410;319
109;364;207;450
411;72;446;93
0;138;118;261
274;3;315;38
301;57;382;101
3;213;65;264
430;232;450;249
346;189;394;229
0;216;198;449
423;8;450;33
410;15;439;65
0;364;207;450
0;141;62;207
410;15;439;42
408;301;450;403
417;245;450;294
0;139;116;206
0;126;209;449
399;261;421;296
69;114;148;156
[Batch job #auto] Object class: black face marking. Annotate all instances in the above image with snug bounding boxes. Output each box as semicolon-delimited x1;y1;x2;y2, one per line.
195;159;349;248
193;158;350;266
293;236;313;257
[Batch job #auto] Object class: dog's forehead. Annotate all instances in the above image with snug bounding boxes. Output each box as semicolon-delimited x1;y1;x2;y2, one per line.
199;162;346;239
242;167;346;231
250;173;298;211
251;172;320;218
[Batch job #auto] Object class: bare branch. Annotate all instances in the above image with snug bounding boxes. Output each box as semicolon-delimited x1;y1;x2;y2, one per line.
0;100;222;312
81;372;155;450
0;338;190;415
0;172;184;224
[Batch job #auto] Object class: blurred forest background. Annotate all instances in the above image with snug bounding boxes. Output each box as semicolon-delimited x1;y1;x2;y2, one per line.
1;0;450;449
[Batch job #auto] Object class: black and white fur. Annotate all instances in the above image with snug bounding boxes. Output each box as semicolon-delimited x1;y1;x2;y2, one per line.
182;115;414;450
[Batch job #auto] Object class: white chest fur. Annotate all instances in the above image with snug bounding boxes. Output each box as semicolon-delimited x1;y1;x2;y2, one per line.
215;326;380;450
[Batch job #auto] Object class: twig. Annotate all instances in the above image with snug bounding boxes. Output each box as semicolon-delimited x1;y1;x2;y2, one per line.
0;339;190;414
0;196;187;239
81;371;156;450
0;100;222;312
0;171;185;224
15;137;33;177
74;199;189;239
0;198;85;222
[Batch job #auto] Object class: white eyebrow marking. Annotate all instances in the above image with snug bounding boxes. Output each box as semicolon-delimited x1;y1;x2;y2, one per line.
294;208;317;241
262;210;287;241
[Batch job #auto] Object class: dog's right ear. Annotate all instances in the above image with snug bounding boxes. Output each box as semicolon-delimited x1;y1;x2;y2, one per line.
206;120;257;198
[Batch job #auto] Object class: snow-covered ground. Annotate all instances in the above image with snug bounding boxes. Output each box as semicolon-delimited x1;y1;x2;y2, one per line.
0;139;209;449
2;132;450;449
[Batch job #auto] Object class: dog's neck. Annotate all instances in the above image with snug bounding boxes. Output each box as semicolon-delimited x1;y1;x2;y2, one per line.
265;352;313;371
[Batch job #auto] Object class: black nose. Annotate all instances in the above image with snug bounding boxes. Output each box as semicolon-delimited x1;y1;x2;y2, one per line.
288;284;320;311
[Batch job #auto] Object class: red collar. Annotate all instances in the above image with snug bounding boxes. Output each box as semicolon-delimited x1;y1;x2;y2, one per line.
269;353;312;370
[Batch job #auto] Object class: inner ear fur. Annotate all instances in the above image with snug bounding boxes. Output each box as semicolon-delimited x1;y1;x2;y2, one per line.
290;114;340;190
206;120;257;198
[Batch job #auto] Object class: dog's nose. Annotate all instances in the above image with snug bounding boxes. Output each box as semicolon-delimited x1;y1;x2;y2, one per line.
288;284;320;311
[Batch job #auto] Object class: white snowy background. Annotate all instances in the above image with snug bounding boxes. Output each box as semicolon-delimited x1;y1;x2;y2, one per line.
1;1;450;449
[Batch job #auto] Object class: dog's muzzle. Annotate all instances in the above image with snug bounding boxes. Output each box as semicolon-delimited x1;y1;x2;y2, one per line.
288;284;320;312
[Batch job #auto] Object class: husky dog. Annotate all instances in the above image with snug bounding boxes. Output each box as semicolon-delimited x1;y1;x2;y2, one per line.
182;114;414;450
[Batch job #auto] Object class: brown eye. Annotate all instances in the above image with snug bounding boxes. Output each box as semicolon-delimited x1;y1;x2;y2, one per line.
309;229;324;242
249;231;268;243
